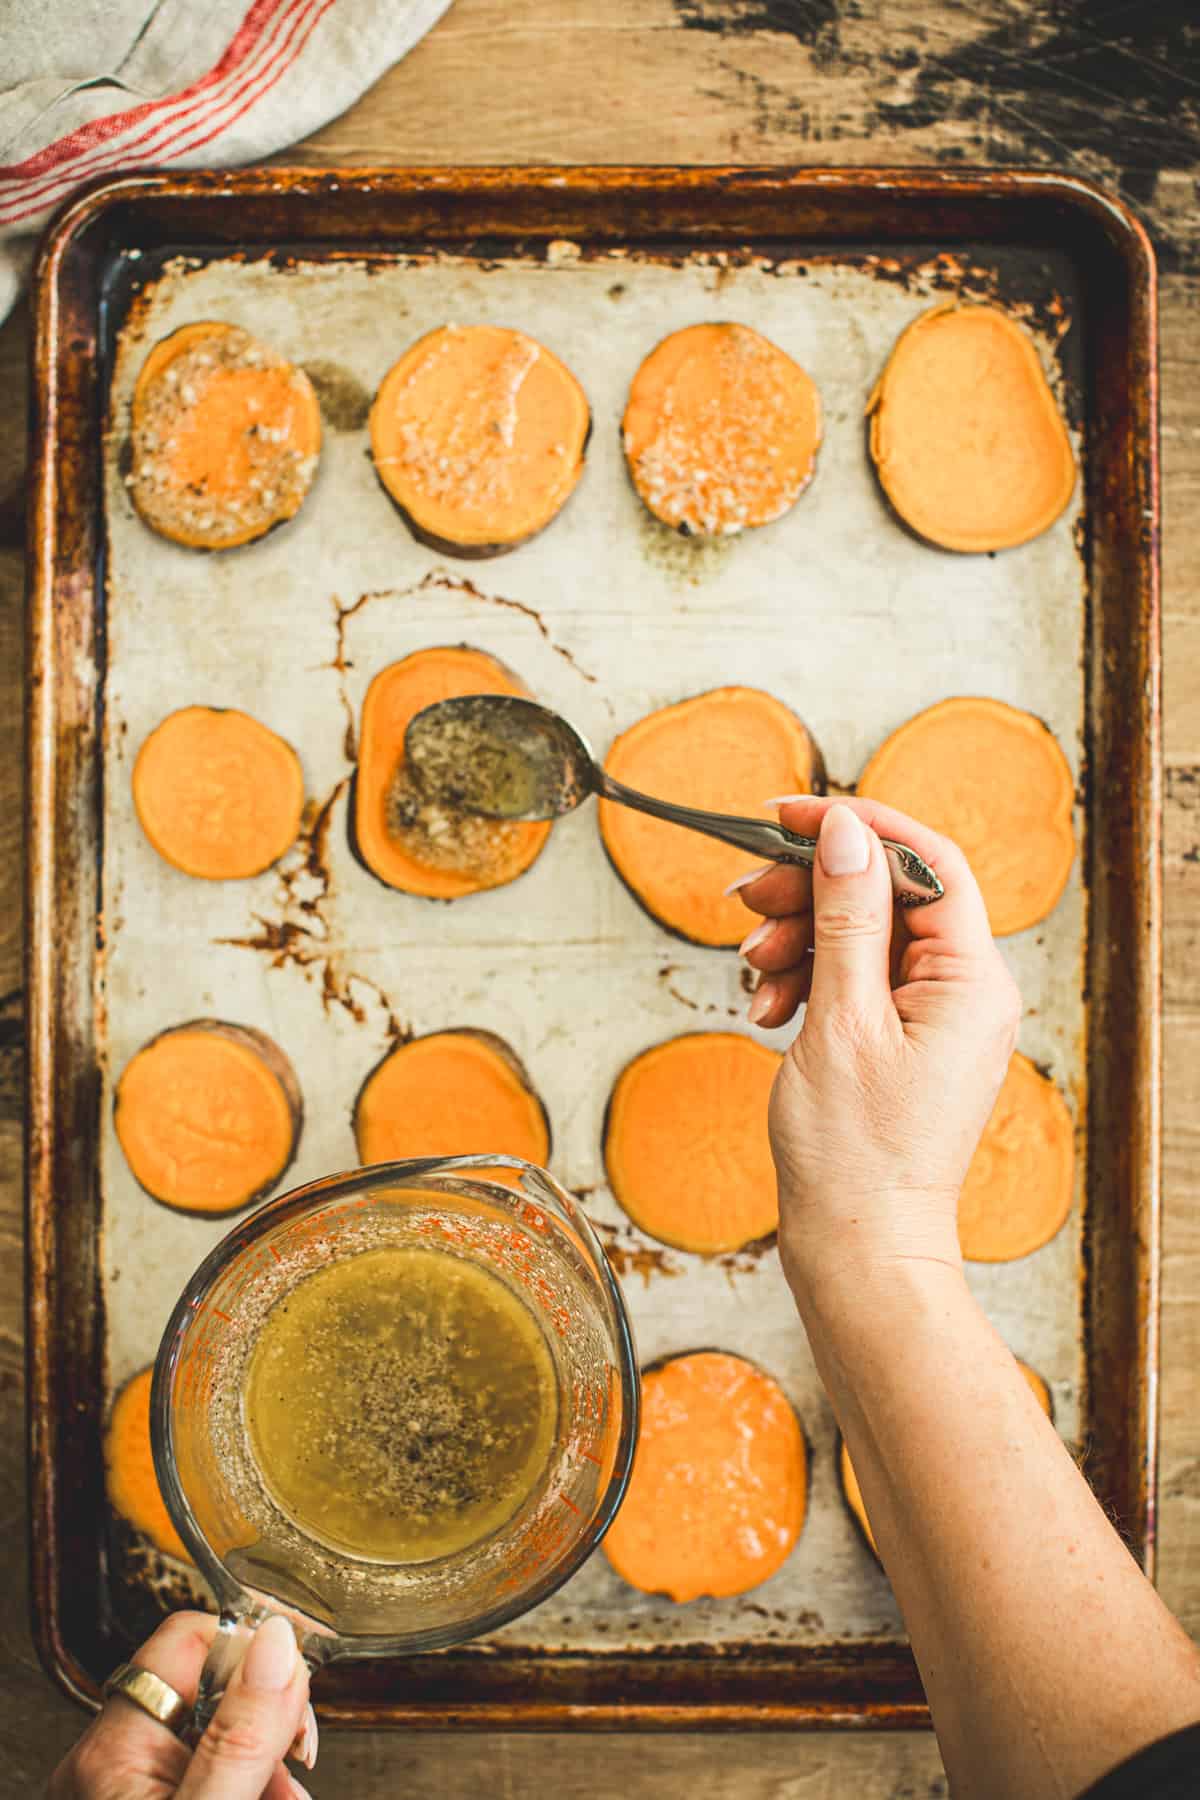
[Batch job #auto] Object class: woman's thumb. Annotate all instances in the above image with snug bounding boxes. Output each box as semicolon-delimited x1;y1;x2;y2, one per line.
806;803;895;1022
177;1614;311;1800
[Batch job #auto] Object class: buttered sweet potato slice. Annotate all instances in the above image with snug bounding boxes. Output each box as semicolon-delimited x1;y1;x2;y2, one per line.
604;1032;781;1254
354;1029;550;1170
958;1050;1075;1262
132;705;305;880
353;645;551;898
622;322;821;536
867;303;1075;552
841;1359;1052;1559
599;686;820;947
369;325;589;555
105;1366;191;1562
604;1351;806;1602
115;1020;302;1215
856;696;1075;936
129;322;321;550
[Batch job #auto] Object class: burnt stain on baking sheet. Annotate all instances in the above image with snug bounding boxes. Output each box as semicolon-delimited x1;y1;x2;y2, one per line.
658;964;700;1011
588;1218;683;1287
331;572;598;700
636;507;739;587
717;1230;778;1278
302;360;372;432
218;774;409;1041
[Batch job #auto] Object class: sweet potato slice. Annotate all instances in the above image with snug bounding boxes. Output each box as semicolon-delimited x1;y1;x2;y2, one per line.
129;322;321;550
604;1032;781;1254
856;696;1075;936
867;303;1075;552
369;325;589;555
354;1028;551;1170
105;1366;191;1562
958;1050;1075;1262
352;645;551;898
114;1020;302;1215
840;1358;1052;1559
132;704;305;880
599;685;820;947
604;1351;806;1602
622;322;821;535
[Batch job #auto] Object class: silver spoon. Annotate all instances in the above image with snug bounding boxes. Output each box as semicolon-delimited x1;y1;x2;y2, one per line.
403;694;944;906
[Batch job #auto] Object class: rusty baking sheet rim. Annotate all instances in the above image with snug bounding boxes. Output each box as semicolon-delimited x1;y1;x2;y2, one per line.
26;165;1160;1729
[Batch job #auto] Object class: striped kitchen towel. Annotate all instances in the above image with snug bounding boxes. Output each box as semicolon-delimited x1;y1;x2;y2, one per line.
0;0;453;319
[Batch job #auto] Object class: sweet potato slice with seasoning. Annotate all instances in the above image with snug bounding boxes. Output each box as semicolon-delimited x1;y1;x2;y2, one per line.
841;1359;1053;1560
604;1032;781;1254
599;686;821;947
105;1366;192;1563
132;704;305;880
352;645;551;898
867;303;1076;552
354;1029;550;1174
856;696;1075;936
604;1351;807;1602
114;1020;302;1215
369;325;589;555
958;1050;1075;1262
129;322;321;550
622;322;821;536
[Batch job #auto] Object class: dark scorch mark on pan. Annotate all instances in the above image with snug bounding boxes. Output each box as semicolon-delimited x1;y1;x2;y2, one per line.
588;1218;682;1286
303;361;372;432
218;775;409;1041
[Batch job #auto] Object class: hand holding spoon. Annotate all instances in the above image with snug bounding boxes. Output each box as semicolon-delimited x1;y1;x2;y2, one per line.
404;695;943;905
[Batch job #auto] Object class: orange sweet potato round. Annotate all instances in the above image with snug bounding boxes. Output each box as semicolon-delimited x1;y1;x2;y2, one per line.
114;1020;302;1215
105;1366;191;1562
856;696;1075;936
604;1351;807;1602
867;303;1075;552
958;1050;1075;1262
132;705;305;880
129;322;321;550
604;1032;781;1255
369;325;589;555
599;686;821;947
352;646;552;899
354;1028;550;1171
623;322;821;535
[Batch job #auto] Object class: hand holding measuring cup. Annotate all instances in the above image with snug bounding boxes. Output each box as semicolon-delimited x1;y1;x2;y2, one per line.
146;1155;639;1737
48;1610;315;1798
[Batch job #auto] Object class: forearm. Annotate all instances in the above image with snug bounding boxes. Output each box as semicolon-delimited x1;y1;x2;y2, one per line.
794;1254;1200;1800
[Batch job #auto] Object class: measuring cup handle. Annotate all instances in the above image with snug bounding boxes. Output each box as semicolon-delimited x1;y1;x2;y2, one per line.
188;1607;321;1741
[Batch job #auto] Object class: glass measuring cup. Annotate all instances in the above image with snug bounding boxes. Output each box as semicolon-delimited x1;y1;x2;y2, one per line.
150;1154;639;1729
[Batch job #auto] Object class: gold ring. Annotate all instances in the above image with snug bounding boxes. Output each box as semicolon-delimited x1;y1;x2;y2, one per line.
102;1661;192;1738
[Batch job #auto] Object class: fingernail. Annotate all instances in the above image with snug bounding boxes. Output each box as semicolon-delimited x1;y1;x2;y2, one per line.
748;981;776;1025
818;803;870;877
287;1777;313;1800
739;919;776;957
297;1702;319;1770
724;862;773;896
764;794;810;806
242;1614;299;1692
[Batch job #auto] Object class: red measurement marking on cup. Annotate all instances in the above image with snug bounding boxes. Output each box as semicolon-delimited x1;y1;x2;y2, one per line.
558;1493;582;1516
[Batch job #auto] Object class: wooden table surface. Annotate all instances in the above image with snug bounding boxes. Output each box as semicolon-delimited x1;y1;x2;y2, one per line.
3;4;1198;1793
